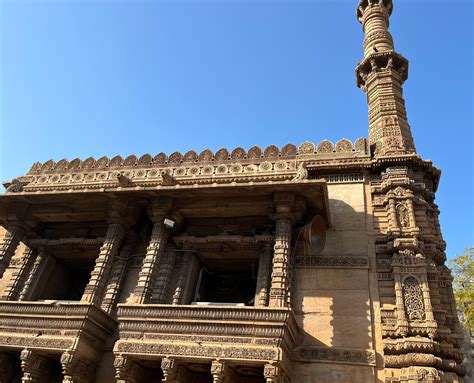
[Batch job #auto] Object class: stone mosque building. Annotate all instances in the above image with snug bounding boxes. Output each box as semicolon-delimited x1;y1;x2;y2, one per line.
0;0;465;382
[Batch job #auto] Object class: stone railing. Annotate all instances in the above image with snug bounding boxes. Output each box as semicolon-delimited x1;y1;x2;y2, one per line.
114;304;298;363
0;301;116;352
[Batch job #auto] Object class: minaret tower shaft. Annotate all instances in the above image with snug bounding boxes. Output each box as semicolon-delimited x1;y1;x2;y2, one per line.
356;0;416;156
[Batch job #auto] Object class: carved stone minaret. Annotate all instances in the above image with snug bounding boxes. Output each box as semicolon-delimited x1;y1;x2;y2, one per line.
356;0;416;156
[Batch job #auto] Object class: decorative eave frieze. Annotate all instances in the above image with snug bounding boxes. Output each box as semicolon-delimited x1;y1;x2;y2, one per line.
3;139;369;194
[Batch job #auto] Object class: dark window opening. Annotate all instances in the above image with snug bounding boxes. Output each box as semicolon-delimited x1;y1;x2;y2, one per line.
37;258;94;301
195;269;256;306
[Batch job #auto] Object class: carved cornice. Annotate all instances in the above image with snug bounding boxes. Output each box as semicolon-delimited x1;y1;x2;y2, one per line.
3;139;370;194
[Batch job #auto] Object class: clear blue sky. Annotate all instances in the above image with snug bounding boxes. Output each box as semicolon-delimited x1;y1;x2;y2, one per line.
0;0;472;259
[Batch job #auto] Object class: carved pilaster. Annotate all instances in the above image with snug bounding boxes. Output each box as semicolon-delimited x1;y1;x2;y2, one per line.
132;198;172;304
2;247;37;301
269;192;294;308
161;357;177;382
211;360;226;383
393;271;408;336
255;243;272;307
114;354;145;383
102;238;136;314
0;224;25;278
81;221;125;305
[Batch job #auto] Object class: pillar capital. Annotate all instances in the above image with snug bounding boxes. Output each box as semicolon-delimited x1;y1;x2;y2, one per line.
161;357;177;382
60;350;94;383
114;354;145;383
211;359;226;383
148;197;174;223
264;362;280;383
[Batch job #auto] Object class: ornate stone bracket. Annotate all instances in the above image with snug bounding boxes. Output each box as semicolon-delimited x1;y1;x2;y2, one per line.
114;354;146;383
60;350;94;383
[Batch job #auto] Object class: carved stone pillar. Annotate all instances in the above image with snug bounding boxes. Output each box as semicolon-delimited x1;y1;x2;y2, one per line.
20;348;51;382
18;247;52;301
0;224;25;278
2;247;37;301
269;193;294;308
172;252;190;305
152;247;177;304
60;350;94;383
132;199;172;304
114;354;145;383
161;357;177;382
102;238;136;314
211;360;226;383
255;243;272;307
81;221;125;305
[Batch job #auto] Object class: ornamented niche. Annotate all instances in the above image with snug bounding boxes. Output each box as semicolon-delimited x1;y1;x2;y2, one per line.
396;202;410;228
402;276;425;321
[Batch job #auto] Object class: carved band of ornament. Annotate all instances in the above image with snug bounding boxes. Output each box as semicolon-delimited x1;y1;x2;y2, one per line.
118;322;288;339
25;237;105;247
117;305;291;322
384;354;465;376
174;234;274;246
115;342;279;361
0;335;73;350
120;333;279;347
294;256;369;269
294;346;376;366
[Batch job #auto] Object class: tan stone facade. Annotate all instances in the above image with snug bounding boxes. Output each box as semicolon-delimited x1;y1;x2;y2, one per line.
0;1;465;382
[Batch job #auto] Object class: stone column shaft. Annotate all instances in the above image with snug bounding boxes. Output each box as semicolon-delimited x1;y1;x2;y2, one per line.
0;225;25;278
420;273;435;322
255;243;272;307
18;248;50;301
101;238;136;314
2;247;37;301
82;222;125;305
152;248;176;304
133;222;170;304
172;252;191;305
269;215;293;308
132;198;176;305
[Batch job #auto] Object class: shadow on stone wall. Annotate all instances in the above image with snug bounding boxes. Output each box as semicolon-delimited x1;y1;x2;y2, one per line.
292;197;377;381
